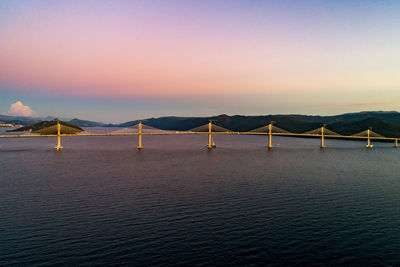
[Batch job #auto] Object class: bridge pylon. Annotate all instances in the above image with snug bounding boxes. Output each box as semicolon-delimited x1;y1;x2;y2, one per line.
54;120;63;151
137;120;143;149
320;124;326;148
268;121;274;149
207;120;216;149
366;127;373;148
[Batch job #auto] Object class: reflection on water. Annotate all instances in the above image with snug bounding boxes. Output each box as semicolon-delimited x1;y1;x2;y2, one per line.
1;128;400;265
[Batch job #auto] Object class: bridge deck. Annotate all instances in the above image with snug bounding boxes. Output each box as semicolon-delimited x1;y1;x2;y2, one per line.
0;131;398;141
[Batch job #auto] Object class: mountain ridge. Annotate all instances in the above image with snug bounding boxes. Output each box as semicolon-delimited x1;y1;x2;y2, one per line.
3;111;400;137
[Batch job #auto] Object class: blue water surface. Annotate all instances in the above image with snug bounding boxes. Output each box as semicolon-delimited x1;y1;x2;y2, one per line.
1;128;399;266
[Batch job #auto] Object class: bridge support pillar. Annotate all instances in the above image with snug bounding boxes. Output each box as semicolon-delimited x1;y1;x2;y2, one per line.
320;124;326;148
137;120;143;149
268;122;273;149
54;120;63;151
366;128;373;148
395;139;398;148
207;120;215;149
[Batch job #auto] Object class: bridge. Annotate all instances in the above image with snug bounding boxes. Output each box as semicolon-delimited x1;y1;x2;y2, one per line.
0;120;398;151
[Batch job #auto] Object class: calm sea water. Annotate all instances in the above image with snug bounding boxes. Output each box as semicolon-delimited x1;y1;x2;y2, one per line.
1;127;400;266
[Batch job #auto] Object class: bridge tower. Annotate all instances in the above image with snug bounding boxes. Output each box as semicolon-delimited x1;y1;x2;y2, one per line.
207;120;216;149
137;120;143;149
54;120;63;151
366;127;373;148
268;121;274;149
320;124;326;148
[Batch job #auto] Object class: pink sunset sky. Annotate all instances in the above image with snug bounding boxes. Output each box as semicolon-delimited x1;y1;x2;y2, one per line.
1;0;399;122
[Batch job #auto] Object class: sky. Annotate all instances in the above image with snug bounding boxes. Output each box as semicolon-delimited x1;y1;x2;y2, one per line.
0;0;399;123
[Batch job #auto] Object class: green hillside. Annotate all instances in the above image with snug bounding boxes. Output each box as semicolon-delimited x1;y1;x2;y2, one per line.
8;120;83;134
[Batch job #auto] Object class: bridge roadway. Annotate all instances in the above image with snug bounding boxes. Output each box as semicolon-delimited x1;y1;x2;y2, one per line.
0;131;398;141
1;120;399;150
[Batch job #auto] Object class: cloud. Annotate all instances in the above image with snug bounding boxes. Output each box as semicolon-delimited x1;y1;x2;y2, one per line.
7;101;37;117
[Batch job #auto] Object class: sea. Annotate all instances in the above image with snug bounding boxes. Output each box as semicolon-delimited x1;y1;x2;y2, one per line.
1;127;400;266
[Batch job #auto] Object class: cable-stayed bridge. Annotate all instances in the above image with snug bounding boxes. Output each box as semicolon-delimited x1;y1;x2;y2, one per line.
0;120;398;151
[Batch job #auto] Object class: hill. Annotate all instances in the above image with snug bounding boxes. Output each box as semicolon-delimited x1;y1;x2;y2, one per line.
0;115;42;126
328;118;400;137
0;115;104;127
106;111;400;131
122;113;400;137
67;118;104;127
3;111;400;137
7;120;83;134
142;114;322;133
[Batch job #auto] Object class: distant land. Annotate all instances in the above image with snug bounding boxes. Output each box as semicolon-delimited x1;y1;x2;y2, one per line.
2;111;400;137
0;115;103;127
7;120;83;134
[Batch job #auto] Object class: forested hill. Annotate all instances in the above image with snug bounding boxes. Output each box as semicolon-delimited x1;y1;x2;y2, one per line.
135;112;400;137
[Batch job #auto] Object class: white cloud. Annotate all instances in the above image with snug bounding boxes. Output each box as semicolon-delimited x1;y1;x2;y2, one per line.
7;101;37;117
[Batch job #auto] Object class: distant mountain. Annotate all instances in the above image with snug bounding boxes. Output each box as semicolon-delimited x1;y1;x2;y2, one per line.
108;111;400;138
0;115;103;127
113;120;139;128
139;114;322;133
3;111;400;137
67;118;104;127
326;111;400;125
0;115;42;125
328;118;400;137
260;111;400;124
